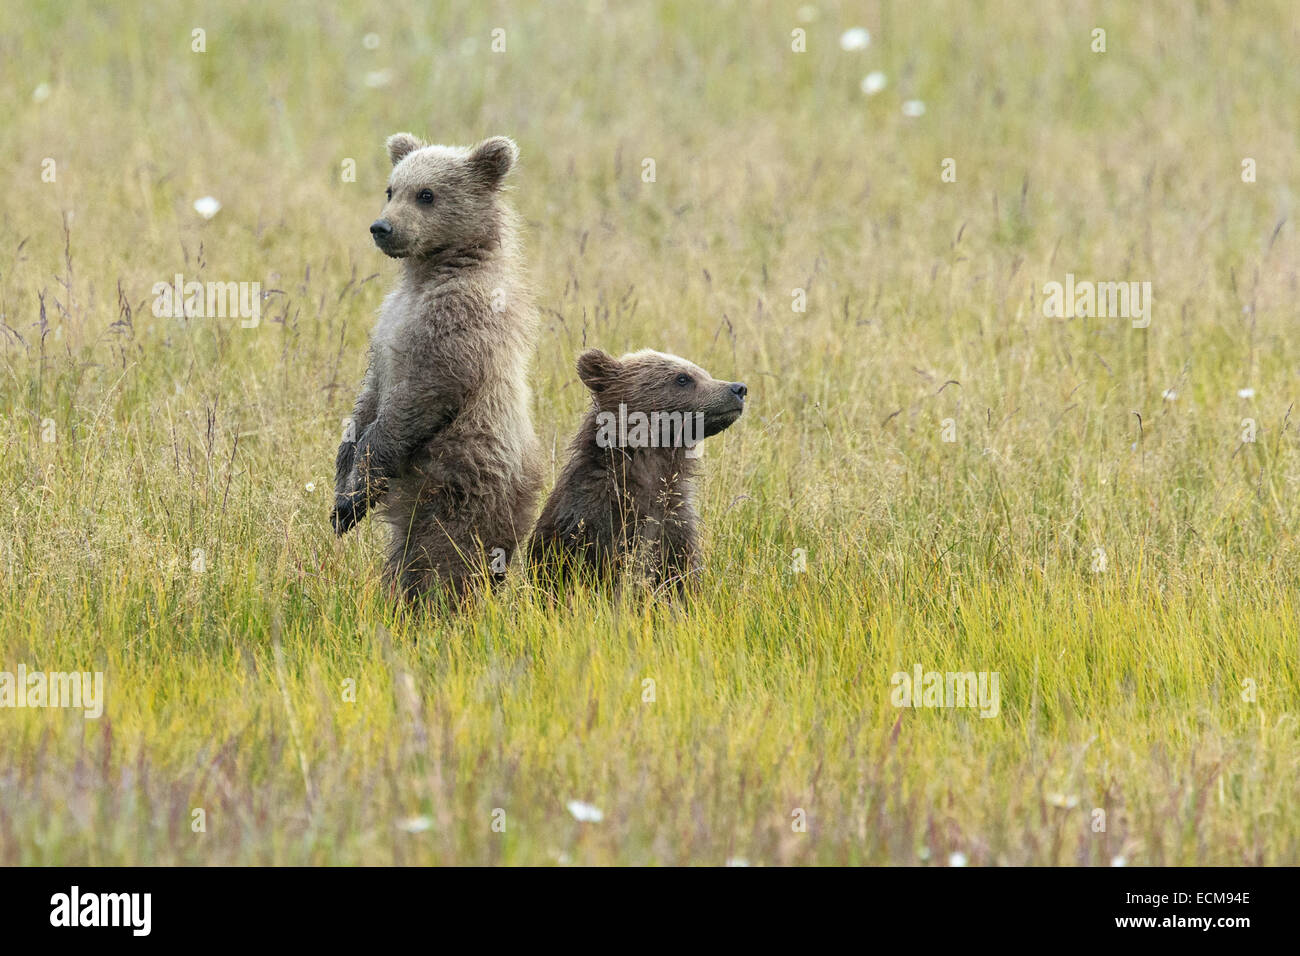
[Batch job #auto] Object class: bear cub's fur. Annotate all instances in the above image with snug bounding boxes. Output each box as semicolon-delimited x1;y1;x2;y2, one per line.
527;348;746;593
332;132;542;603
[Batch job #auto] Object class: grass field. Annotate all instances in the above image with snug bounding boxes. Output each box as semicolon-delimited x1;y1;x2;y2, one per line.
2;0;1298;865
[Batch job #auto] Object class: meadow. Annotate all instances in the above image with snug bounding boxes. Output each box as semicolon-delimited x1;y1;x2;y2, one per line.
1;0;1297;865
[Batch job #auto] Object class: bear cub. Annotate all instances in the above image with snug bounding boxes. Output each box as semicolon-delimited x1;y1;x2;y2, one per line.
527;348;746;594
332;132;542;603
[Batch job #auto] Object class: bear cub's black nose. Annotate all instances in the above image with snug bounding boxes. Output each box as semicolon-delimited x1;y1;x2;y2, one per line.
370;219;393;238
731;382;747;400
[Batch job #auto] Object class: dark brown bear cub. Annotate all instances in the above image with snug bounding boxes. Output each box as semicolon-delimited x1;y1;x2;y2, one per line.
527;348;746;594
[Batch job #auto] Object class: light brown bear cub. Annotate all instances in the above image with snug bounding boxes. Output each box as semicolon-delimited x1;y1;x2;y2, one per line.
527;348;746;594
332;133;542;603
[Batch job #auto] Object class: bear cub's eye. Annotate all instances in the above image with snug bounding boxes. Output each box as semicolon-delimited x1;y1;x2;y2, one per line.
417;189;435;205
675;373;693;387
385;187;392;200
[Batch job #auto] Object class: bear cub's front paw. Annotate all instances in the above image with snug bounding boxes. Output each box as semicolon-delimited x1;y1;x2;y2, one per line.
331;493;366;536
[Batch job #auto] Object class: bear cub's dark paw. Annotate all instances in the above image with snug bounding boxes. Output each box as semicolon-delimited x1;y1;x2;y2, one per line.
331;494;366;536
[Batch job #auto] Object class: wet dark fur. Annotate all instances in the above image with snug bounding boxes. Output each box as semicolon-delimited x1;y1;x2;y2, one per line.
527;348;745;596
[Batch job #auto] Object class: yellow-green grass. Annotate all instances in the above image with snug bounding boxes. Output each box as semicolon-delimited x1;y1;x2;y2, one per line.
1;0;1297;864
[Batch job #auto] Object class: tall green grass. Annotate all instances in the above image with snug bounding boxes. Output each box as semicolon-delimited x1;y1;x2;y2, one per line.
0;0;1297;864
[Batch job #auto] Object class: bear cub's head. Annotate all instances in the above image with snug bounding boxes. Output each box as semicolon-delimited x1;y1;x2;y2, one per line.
370;133;518;259
577;348;748;441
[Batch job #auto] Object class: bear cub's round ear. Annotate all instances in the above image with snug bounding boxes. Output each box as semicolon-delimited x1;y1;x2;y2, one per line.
386;132;424;166
470;136;519;187
576;349;620;392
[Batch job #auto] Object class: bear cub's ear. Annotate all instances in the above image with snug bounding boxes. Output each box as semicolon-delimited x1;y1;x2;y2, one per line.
469;136;519;187
386;132;424;166
576;349;620;393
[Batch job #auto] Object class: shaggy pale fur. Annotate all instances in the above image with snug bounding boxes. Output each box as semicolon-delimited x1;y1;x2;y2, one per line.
333;133;542;603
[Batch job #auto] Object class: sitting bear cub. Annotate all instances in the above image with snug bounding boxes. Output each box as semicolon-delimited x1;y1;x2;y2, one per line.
527;348;746;594
332;133;542;604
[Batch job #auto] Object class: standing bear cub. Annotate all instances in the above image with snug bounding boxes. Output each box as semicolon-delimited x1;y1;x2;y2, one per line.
527;348;746;594
333;133;542;603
